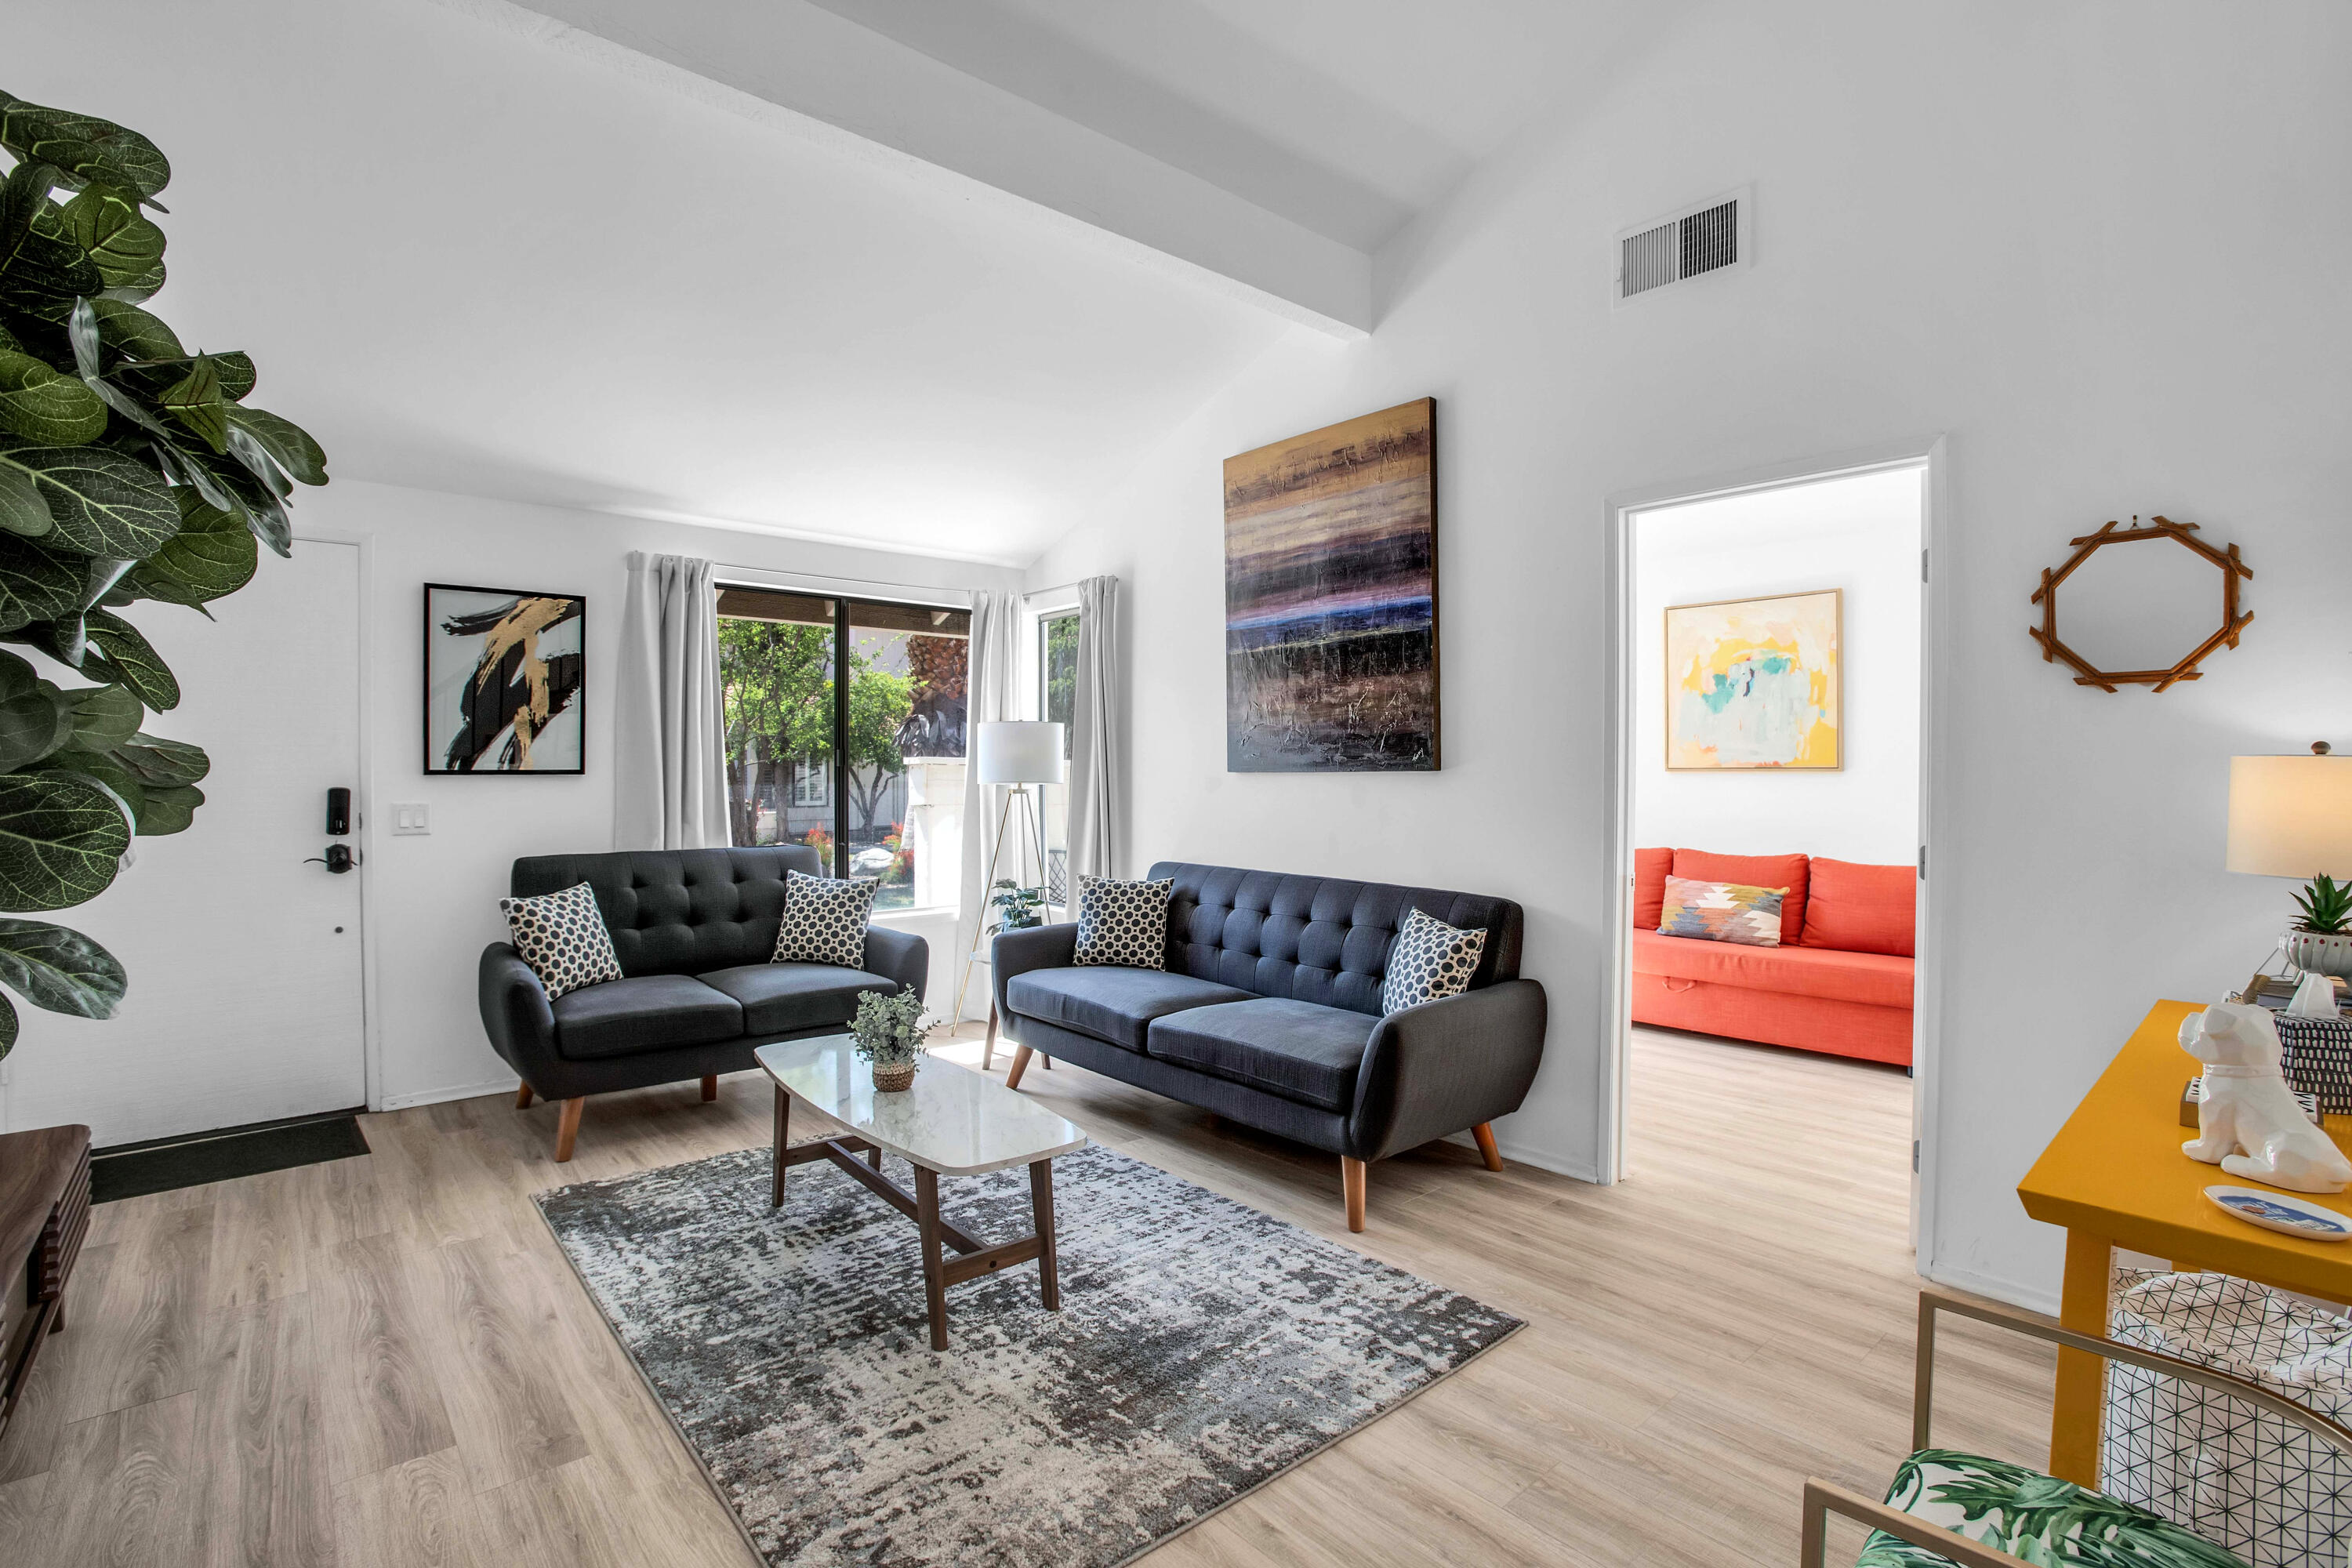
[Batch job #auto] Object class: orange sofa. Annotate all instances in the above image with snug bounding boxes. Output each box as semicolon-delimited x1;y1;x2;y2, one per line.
1631;848;1916;1066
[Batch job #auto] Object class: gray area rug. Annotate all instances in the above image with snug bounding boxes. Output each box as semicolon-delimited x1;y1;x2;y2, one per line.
537;1142;1520;1567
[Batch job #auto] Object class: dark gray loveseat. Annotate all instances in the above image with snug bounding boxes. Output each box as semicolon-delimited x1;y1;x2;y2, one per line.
479;845;927;1161
991;860;1544;1230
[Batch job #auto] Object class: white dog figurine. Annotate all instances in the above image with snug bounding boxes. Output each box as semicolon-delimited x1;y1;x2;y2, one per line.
2180;1000;2352;1194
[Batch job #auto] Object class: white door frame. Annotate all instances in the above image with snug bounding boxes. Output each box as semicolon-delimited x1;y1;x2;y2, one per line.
293;527;383;1113
1597;435;1951;1253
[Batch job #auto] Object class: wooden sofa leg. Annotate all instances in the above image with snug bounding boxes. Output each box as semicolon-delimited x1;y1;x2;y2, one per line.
515;1083;533;1110
700;1074;718;1102
555;1097;584;1163
1341;1156;1367;1233
1005;1045;1034;1091
1472;1123;1504;1173
984;1002;998;1071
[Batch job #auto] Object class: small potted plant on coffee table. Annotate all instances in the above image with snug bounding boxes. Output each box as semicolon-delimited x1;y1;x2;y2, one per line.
851;990;931;1092
2288;874;2352;979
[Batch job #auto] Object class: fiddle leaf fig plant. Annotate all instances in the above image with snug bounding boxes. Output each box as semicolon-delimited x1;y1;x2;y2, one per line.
0;90;327;1058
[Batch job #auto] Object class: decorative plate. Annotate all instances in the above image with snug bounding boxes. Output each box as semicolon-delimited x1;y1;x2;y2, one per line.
2203;1185;2352;1241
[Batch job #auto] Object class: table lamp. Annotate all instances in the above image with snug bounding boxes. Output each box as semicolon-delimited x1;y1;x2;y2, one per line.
2227;744;2352;996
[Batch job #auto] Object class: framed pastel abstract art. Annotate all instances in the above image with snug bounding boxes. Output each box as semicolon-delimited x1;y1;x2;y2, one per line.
423;583;586;774
1663;589;1841;770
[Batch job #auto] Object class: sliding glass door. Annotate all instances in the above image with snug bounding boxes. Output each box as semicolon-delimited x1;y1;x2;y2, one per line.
717;586;971;912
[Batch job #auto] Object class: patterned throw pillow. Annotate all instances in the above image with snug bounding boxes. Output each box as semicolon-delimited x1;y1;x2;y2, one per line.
774;872;879;968
1073;876;1173;968
1657;874;1786;947
499;881;622;1000
1855;1447;2245;1566
1381;910;1488;1014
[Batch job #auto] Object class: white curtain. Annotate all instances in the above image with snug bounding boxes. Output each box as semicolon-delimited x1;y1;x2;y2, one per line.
1066;575;1123;883
612;552;729;850
955;590;1018;1010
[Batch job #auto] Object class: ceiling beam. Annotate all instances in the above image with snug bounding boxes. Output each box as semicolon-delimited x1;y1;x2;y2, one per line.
426;0;1374;338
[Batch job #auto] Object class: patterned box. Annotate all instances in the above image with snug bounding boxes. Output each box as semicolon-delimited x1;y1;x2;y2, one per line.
2277;1014;2352;1116
2103;1269;2352;1568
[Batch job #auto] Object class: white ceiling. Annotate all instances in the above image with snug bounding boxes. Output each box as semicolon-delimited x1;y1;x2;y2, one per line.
15;0;1678;565
813;0;1696;251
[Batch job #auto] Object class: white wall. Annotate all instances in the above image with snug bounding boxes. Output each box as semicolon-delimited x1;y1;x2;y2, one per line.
321;481;1018;1109
1026;0;2352;1305
1632;467;1921;866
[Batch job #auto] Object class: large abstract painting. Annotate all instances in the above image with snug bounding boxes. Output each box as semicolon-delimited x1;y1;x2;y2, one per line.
423;583;585;773
1225;397;1438;772
1663;589;1841;770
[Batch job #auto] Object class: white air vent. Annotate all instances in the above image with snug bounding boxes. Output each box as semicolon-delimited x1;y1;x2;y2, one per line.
1616;186;1752;302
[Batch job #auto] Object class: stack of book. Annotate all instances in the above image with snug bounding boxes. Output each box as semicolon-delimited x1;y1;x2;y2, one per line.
2234;971;2350;1011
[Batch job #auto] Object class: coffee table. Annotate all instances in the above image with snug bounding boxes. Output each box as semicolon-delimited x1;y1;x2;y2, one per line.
755;1036;1086;1349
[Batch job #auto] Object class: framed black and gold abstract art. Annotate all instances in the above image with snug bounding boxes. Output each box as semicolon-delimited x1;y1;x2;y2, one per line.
423;583;585;773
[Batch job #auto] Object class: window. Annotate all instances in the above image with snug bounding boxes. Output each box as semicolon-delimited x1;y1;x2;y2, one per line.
787;754;826;808
717;586;971;913
1034;606;1080;909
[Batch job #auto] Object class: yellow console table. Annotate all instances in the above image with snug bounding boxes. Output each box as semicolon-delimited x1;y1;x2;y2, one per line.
2017;998;2352;1486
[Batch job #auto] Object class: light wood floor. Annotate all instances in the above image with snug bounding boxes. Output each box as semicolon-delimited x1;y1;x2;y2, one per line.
0;1024;2053;1566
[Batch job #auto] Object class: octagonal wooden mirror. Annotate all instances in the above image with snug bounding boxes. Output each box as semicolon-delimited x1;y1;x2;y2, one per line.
2029;515;2252;692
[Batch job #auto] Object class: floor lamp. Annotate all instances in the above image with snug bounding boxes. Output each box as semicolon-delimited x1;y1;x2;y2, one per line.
957;721;1065;1061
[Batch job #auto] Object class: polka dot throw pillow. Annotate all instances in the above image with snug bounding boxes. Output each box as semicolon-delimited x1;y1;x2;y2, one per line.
774;871;879;969
499;881;623;1000
1380;909;1487;1014
1073;875;1174;968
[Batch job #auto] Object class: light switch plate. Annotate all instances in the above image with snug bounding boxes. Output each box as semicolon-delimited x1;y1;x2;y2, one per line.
390;803;430;836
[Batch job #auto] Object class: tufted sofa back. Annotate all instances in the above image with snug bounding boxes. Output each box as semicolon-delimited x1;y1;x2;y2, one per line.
1149;861;1523;1018
511;846;824;978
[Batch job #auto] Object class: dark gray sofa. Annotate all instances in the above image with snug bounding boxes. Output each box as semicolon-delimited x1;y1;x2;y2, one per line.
478;844;927;1160
991;860;1544;1231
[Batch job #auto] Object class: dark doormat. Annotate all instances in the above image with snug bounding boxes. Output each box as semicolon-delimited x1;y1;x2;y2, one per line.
91;1109;370;1203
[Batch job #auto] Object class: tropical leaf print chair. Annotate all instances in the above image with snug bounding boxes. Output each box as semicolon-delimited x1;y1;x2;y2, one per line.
1801;1287;2352;1567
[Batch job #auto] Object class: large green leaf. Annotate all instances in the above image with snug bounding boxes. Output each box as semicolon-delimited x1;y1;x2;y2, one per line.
86;296;183;365
0;93;171;202
131;782;199;835
0;160;100;309
0;459;52;539
0;532;91;631
0;990;16;1061
121;489;254;607
114;731;208;787
61;682;142;749
59;183;163;290
0;349;105;445
0;441;179;557
159;355;226;453
0;770;130;909
0;916;123;1018
0;652;72;771
205;456;290;557
100;259;165;305
82;608;176;710
223;406;326;486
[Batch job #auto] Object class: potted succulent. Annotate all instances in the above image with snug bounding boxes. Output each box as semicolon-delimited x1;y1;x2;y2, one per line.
851;989;931;1091
2288;875;2352;979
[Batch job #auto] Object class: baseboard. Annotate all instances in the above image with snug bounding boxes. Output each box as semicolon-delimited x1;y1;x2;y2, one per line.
1921;1256;2059;1316
376;1076;521;1112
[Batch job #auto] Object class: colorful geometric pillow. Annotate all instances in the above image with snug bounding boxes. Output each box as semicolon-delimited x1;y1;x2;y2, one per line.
1657;874;1786;947
499;881;623;1000
1855;1447;2246;1566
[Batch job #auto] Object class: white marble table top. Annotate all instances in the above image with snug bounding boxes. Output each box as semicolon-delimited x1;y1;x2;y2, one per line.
754;1036;1087;1177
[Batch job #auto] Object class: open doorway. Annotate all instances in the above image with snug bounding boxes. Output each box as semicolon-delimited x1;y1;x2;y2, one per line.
1610;456;1932;1222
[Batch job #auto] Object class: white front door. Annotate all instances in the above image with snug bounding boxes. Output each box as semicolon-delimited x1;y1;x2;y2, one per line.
3;538;366;1145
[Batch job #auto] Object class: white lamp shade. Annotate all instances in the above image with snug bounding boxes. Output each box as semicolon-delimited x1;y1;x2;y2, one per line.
2227;755;2352;877
975;721;1065;786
